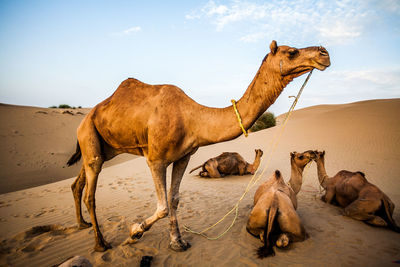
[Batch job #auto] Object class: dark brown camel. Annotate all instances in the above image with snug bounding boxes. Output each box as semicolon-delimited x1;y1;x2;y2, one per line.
246;150;316;257
189;149;263;178
67;40;330;252
313;150;399;232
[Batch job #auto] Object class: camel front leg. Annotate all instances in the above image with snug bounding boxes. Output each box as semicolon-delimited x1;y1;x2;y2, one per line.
71;167;92;229
130;161;168;241
322;187;335;204
168;154;191;251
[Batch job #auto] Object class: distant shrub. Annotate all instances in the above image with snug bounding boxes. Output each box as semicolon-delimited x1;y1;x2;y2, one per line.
58;104;72;108
49;104;82;109
249;112;276;132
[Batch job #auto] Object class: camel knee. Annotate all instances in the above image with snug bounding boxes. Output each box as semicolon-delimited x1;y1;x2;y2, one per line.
87;156;103;173
157;207;169;218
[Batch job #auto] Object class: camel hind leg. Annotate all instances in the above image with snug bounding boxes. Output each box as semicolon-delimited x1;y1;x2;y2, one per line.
71;167;92;229
344;198;387;227
204;159;222;178
78;120;111;252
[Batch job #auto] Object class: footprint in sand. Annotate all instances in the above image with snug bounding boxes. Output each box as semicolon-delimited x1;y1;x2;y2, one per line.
1;224;79;257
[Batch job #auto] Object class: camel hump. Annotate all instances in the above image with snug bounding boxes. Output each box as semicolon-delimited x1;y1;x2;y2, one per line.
356;171;365;177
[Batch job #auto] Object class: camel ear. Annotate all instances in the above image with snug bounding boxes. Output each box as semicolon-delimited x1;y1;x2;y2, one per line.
290;152;295;158
270;40;278;55
322;151;325;156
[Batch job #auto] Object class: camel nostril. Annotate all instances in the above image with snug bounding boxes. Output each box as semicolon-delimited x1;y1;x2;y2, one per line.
320;51;328;56
318;47;329;56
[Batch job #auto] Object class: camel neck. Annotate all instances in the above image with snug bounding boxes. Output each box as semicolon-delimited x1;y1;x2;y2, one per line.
288;162;304;195
196;62;290;146
246;152;262;173
315;158;329;189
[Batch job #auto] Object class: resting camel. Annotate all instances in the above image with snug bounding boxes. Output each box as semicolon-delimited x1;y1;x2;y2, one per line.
313;150;400;232
246;150;316;257
66;40;330;252
189;149;263;178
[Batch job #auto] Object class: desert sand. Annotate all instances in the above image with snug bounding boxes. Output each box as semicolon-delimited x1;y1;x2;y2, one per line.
0;99;399;266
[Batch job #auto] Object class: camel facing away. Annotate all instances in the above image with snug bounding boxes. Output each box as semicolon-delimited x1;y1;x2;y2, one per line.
313;150;400;232
246;150;316;258
67;40;330;252
189;149;263;178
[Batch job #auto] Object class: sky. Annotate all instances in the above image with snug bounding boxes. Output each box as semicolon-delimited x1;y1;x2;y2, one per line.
0;0;399;115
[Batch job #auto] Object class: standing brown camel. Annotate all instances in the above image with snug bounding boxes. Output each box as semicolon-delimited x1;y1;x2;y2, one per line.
189;149;263;178
246;150;316;257
67;40;330;252
313;150;399;232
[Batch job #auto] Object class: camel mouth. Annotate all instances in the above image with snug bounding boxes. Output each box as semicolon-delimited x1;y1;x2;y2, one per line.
313;60;330;71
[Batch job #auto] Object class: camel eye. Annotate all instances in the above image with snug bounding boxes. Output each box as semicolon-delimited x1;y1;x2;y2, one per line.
298;155;304;160
288;49;298;58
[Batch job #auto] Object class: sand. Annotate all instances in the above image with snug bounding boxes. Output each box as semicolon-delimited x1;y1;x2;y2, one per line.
0;99;399;266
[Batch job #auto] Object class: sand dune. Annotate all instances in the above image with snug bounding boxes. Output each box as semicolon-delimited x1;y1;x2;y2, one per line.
0;99;399;266
0;104;135;193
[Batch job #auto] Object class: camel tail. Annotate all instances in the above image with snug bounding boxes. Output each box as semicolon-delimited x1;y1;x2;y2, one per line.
257;197;279;258
382;197;400;233
189;164;203;174
67;141;82;166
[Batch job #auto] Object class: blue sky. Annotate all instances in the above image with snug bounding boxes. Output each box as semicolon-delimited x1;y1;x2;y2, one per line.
0;0;399;115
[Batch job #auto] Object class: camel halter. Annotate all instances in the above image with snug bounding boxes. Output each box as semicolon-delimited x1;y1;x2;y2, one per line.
184;69;314;240
231;99;248;137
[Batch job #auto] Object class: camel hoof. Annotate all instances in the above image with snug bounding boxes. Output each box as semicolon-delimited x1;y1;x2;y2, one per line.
94;241;112;252
130;223;145;240
78;221;92;229
169;239;191;252
276;234;289;248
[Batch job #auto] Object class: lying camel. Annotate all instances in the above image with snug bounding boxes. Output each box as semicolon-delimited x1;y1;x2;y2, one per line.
313;150;399;232
189;149;263;178
67;41;330;252
246;150;316;257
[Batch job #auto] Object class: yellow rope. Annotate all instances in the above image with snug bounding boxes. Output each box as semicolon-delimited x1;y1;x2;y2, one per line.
231;99;248;137
183;69;314;239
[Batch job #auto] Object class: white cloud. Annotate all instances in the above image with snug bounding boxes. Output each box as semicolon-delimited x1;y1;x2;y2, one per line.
186;0;374;45
112;26;142;36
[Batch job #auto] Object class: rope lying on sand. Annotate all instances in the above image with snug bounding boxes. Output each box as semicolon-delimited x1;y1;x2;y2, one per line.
184;69;314;240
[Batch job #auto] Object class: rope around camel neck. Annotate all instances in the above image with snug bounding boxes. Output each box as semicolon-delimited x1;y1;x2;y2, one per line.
183;69;314;240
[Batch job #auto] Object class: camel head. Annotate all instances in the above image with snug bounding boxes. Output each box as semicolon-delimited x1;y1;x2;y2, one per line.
255;149;264;158
265;40;330;78
290;150;316;169
313;150;326;162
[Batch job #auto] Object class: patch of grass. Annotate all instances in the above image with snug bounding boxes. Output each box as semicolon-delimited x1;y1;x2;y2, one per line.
249;112;276;132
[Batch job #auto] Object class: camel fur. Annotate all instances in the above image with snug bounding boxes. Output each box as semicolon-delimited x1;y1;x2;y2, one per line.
189;149;263;178
313;150;400;232
67;40;330;252
246;150;316;258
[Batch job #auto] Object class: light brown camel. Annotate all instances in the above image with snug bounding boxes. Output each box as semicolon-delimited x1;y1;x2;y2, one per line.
66;41;330;252
246;150;316;257
189;149;263;178
313;150;400;232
